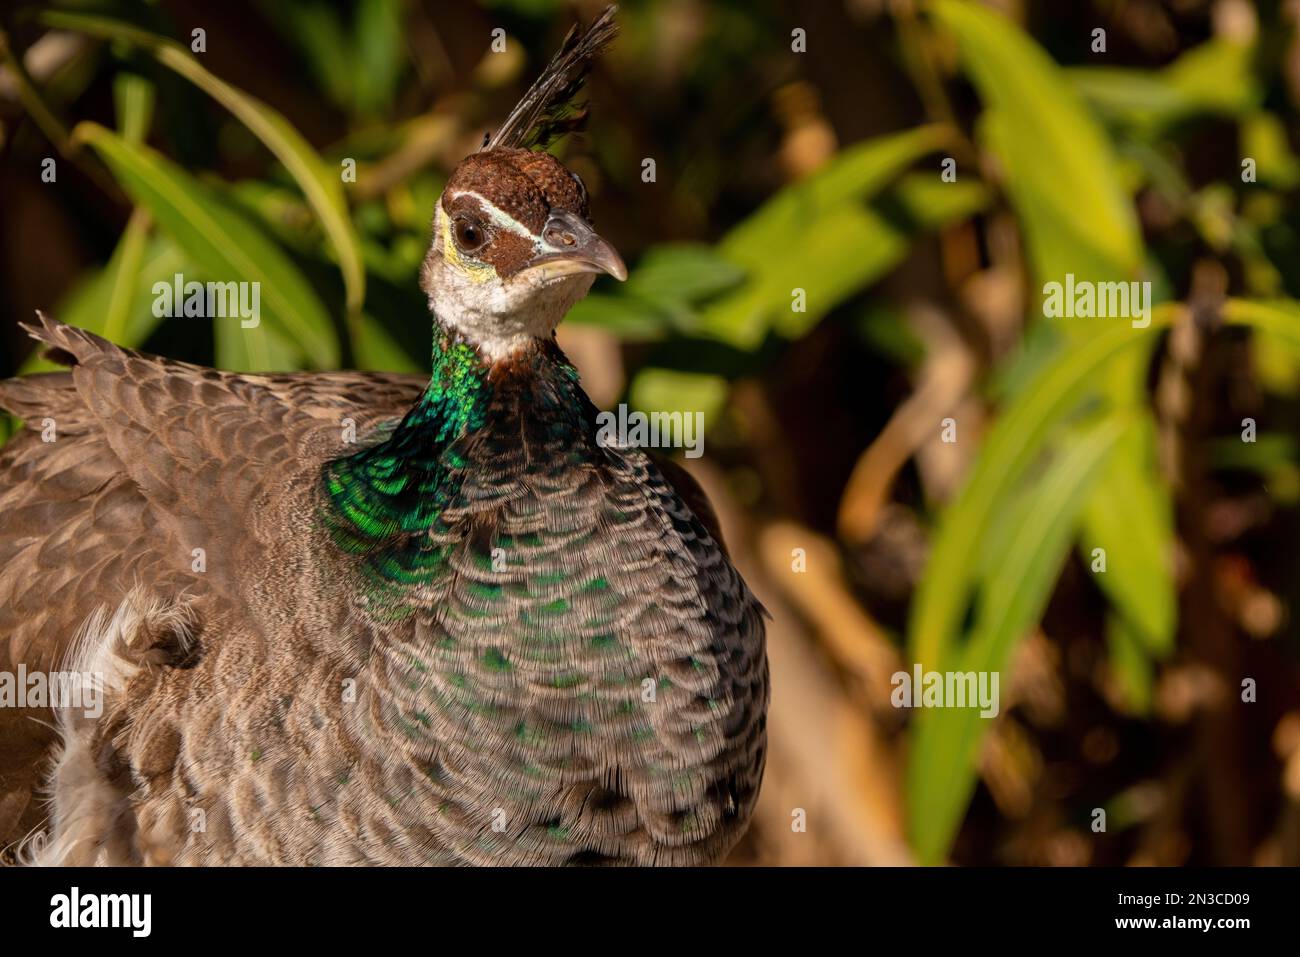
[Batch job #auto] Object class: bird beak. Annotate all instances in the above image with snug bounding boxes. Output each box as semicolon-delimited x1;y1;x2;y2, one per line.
524;209;628;282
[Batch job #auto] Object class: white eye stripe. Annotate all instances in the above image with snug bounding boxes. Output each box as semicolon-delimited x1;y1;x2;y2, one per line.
449;190;539;244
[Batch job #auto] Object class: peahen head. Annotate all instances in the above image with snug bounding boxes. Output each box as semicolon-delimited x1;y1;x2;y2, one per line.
420;147;625;360
420;6;624;361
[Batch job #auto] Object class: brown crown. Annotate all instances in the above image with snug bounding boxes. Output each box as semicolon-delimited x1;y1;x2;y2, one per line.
442;149;588;233
437;150;590;278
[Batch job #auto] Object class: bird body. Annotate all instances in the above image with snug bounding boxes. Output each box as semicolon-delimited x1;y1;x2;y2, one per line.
0;6;767;866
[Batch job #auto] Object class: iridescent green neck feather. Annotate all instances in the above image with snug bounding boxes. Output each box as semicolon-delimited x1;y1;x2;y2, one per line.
322;329;489;597
321;324;593;609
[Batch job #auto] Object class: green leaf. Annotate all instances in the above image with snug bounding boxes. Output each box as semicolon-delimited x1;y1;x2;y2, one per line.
619;173;987;361
1068;38;1259;137
112;72;155;144
565;243;748;343
566;293;675;342
69;234;188;340
932;0;1142;285
625;243;746;306
628;368;728;426
1208;428;1300;504
353;0;406;114
42;11;365;327
774;176;988;343
907;413;1128;865
933;0;1179;696
1079;418;1176;656
695;124;957;348
611;171;986;354
101;206;153;346
73;122;338;368
254;0;356;111
256;0;405;115
1223;298;1300;351
355;313;423;374
1106;614;1155;716
700;172;988;349
1163;38;1259;118
1241;112;1300;190
1225;301;1300;453
24;225;186;375
599;144;987;351
853;303;925;368
1067;67;1197;132
907;306;1178;673
215;320;302;374
1208;432;1296;471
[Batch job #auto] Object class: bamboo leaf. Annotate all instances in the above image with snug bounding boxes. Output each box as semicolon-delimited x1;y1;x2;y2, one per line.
907;306;1178;672
932;0;1179;692
215;320;300;374
566;293;676;342
625;243;746;306
355;313;423;374
696;125;959;349
1068;37;1259;136
23;220;181;375
112;72;155;144
1223;298;1300;350
42;11;366;327
1106;614;1155;716
629;368;728;425
101;206;153;346
615;175;988;409
1079;419;1176;656
907;414;1129;865
932;0;1142;284
579;172;986;347
354;0;406;114
72;122;338;368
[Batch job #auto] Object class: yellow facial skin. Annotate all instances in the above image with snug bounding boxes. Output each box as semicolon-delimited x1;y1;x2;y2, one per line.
439;211;497;284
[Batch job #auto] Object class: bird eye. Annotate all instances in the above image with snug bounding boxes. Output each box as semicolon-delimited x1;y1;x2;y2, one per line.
454;217;486;252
